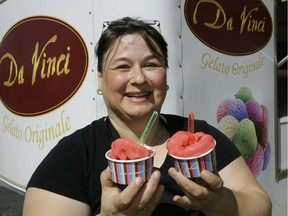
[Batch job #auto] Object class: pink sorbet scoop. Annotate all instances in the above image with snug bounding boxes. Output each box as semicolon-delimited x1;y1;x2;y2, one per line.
109;138;150;160
167;131;215;158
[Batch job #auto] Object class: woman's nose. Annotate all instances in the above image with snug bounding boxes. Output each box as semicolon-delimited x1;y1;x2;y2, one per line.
130;66;146;84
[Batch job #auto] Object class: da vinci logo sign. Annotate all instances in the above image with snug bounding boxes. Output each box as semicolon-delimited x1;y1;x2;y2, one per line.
184;0;273;55
0;16;88;116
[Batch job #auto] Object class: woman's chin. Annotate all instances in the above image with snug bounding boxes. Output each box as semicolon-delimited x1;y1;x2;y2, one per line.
124;108;154;119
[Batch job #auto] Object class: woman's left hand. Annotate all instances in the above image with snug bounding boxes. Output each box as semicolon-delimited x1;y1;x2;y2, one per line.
168;167;224;213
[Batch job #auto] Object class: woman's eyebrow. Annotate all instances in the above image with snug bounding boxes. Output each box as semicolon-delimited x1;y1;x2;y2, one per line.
109;57;130;65
110;54;160;64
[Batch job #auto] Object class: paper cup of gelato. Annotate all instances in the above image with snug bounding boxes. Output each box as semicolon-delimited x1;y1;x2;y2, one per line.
169;144;216;178
106;139;156;185
167;132;217;178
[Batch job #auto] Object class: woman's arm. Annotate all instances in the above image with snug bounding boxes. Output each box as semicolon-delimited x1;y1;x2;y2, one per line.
217;156;272;216
23;188;91;216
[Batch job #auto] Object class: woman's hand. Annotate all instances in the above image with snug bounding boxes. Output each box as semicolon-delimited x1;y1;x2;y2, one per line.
99;167;164;216
168;168;225;211
168;167;239;216
168;157;272;216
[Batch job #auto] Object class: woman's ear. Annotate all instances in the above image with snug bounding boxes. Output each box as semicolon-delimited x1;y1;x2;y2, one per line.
97;71;103;89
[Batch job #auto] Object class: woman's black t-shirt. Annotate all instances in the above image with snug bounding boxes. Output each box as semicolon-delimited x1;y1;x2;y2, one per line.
27;114;241;215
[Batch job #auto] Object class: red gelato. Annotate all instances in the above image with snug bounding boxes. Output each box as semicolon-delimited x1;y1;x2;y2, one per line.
109;138;150;160
167;131;215;158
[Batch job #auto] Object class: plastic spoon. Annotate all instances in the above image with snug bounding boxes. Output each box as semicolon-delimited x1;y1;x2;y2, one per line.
138;111;159;145
188;112;194;134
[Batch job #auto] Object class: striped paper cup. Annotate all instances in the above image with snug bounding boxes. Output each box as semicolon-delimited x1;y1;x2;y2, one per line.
169;140;217;178
105;147;156;185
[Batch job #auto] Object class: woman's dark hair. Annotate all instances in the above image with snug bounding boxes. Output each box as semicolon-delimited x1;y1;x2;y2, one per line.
95;17;168;72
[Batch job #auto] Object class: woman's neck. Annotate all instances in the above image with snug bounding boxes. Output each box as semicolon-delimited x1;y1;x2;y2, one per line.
108;113;169;146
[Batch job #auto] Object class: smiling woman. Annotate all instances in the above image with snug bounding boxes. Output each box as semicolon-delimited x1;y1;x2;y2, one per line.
97;34;167;120
23;17;272;216
96;17;168;122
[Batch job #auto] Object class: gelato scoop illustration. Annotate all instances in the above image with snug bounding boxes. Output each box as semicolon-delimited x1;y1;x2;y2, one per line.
227;99;249;122
245;99;263;123
262;142;271;171
216;87;271;177
232;118;257;160
246;144;264;177
218;115;239;140
255;105;269;150
216;98;233;123
167;112;216;178
235;86;253;102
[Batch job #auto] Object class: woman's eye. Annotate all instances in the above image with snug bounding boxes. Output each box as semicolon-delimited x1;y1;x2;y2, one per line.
116;65;130;70
145;63;157;67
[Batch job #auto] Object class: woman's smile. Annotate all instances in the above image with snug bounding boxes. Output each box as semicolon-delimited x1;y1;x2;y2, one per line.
124;90;152;102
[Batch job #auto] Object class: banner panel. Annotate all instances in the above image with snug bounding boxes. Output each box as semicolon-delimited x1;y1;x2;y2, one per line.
0;0;97;188
180;0;284;215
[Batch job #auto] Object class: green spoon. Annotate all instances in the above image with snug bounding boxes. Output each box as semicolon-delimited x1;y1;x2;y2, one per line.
138;111;159;145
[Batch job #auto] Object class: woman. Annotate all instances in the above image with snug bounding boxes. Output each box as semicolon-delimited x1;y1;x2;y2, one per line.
23;17;272;216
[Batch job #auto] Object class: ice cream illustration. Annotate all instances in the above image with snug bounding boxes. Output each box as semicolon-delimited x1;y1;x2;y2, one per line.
216;87;271;177
246;144;264;177
167;112;216;178
255;105;269;150
245;99;263;123
235;86;253;102
216;98;233;123
105;111;158;184
232;118;257;160
227;99;249;122
218;115;239;140
262;142;271;171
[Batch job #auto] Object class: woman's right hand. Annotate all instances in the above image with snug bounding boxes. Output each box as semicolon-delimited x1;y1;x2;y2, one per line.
99;167;164;216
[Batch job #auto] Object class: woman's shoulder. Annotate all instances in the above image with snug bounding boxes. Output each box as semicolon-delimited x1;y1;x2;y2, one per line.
63;117;106;138
54;116;107;151
161;113;209;132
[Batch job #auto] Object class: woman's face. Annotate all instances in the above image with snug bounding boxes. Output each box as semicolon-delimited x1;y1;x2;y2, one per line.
98;34;167;120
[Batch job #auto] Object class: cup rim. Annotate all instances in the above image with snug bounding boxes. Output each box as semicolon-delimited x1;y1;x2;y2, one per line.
105;147;156;163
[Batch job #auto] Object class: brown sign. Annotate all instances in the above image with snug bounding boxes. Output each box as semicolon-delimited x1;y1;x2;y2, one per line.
184;0;273;55
0;16;88;116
